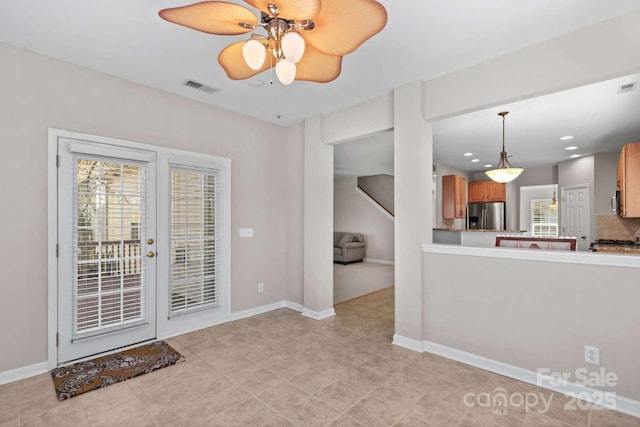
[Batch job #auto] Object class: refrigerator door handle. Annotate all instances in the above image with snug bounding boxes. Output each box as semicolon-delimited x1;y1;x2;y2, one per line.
482;207;486;229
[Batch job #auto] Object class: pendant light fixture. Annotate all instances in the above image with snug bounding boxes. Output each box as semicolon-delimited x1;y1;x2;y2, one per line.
485;111;524;183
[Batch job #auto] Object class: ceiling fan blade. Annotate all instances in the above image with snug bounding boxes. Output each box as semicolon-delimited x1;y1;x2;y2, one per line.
301;0;387;56
244;0;321;20
159;2;258;35
295;44;342;83
218;41;273;80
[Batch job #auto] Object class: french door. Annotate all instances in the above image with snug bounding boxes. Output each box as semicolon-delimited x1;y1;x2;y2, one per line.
57;138;157;363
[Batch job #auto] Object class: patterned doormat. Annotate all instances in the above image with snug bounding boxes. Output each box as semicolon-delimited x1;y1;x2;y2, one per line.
51;341;183;401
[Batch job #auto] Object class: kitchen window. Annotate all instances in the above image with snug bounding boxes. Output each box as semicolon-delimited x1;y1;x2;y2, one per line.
530;199;558;237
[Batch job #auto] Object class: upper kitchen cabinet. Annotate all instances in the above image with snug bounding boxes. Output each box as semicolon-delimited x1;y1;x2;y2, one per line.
468;181;506;203
442;175;467;219
618;141;640;217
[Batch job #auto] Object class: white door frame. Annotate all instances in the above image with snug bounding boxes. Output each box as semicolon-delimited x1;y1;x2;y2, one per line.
48;128;231;368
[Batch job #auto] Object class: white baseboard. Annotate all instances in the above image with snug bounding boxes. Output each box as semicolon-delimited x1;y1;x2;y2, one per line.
231;300;290;321
159;317;228;341
284;301;304;312
363;258;395;265
423;340;640;419
302;307;336;320
0;361;49;386
392;334;424;353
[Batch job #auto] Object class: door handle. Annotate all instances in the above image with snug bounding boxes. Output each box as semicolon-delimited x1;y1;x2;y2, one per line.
581;236;587;240
147;251;156;258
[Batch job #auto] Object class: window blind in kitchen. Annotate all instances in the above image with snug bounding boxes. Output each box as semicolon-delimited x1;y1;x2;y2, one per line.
531;199;558;237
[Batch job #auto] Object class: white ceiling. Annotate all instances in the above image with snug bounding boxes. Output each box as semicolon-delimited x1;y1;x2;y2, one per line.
1;1;640;126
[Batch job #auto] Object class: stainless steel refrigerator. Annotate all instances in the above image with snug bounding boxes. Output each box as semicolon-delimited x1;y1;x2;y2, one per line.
466;202;506;230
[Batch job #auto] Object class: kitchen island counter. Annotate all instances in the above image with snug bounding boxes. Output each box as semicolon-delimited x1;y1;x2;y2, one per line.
433;228;526;233
433;229;526;247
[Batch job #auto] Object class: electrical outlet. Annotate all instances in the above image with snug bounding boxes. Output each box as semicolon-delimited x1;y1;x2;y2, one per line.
258;282;264;293
585;345;600;365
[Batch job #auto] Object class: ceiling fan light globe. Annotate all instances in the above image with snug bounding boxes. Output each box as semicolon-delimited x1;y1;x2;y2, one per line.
281;31;305;63
276;59;296;85
242;39;266;70
485;167;523;183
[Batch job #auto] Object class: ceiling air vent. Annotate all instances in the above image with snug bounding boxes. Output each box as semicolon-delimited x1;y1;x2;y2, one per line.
183;79;218;94
618;81;636;94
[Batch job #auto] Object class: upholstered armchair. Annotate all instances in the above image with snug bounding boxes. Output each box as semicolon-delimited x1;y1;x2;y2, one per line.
333;232;366;264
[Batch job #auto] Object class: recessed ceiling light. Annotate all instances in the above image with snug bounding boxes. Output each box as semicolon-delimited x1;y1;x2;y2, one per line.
560;136;574;140
484;164;493;168
471;159;480;163
464;152;473;157
565;146;579;150
570;154;581;158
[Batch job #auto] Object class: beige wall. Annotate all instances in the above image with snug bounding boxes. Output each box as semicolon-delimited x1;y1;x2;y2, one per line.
0;42;303;372
303;117;335;314
334;177;394;262
393;82;432;342
285;124;305;305
423;252;640;400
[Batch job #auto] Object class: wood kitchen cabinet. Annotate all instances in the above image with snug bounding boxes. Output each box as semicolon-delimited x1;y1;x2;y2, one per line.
467;181;506;203
442;175;467;219
618;141;640;217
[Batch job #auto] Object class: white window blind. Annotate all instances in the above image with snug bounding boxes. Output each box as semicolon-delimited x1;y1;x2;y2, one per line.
531;199;558;237
169;167;218;316
73;158;146;338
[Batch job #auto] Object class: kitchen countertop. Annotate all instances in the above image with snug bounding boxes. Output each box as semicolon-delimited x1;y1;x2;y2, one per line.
591;244;640;254
433;228;527;233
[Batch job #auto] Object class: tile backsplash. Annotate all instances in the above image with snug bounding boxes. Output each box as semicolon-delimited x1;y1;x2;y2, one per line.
596;215;640;241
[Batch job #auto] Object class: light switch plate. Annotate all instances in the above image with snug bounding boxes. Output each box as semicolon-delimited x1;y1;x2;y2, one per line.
239;228;254;238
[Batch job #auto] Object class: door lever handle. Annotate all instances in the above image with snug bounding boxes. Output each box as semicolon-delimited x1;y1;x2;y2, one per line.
147;251;156;258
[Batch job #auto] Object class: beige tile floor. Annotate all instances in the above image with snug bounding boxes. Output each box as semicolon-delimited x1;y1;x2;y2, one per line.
1;286;639;426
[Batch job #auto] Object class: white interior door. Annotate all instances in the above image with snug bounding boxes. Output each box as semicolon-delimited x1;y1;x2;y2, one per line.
57;138;157;363
561;185;590;251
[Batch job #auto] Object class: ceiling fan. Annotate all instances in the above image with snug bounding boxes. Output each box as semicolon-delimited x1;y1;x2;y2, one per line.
159;0;387;85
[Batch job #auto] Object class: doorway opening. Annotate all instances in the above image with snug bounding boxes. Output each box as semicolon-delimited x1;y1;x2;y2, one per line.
332;130;395;305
